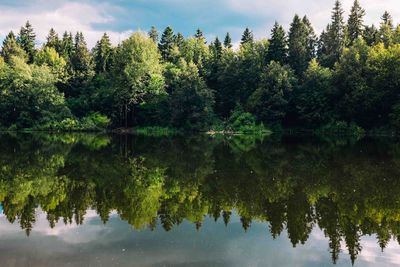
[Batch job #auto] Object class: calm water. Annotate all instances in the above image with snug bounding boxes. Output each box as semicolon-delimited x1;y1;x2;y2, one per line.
0;133;400;267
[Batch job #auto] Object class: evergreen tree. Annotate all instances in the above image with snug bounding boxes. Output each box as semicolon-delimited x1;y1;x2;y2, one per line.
241;27;254;45
248;61;297;125
347;0;365;45
293;59;333;127
59;31;74;60
195;28;206;44
224;32;232;49
148;26;159;43
159;26;175;61
288;15;309;76
303;16;317;61
93;33;112;73
1;31;27;63
211;37;223;60
381;11;394;28
17;21;36;63
266;22;287;64
71;32;92;74
174;32;185;48
380;11;394;47
319;0;345;68
393;25;400;44
363;25;380;46
45;28;60;51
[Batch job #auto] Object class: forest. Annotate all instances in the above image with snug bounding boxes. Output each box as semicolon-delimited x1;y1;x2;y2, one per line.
1;0;400;134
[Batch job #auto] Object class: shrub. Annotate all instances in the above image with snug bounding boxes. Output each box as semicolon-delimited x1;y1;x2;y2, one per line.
134;126;177;137
228;110;271;134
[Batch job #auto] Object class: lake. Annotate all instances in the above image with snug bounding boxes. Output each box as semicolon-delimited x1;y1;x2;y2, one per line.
0;133;399;267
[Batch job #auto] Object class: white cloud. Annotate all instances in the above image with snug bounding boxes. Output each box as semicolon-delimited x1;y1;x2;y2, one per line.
0;1;132;48
0;0;399;47
225;0;400;35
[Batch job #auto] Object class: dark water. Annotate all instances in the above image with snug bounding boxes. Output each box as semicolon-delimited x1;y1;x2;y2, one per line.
0;133;400;267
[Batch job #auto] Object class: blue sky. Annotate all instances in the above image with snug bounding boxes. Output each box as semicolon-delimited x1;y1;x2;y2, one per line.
0;0;399;47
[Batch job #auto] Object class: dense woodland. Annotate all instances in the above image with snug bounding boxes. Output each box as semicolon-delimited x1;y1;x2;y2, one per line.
1;0;400;133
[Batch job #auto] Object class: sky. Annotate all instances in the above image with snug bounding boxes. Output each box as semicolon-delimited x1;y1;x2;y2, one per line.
0;0;399;48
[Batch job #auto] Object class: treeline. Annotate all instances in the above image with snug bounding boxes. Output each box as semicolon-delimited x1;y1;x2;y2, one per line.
1;0;400;133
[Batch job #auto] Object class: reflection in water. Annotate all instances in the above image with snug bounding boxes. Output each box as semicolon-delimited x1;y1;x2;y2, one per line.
0;133;400;265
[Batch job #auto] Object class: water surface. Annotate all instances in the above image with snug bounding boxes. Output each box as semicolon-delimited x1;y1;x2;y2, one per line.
0;133;399;266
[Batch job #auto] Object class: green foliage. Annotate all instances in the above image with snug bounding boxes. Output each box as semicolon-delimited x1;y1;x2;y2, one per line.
317;121;365;137
267;22;288;64
134;126;177;136
319;0;346;68
34;47;66;80
113;32;165;127
17;21;36;63
293;59;333;127
167;59;214;130
1;10;400;135
148;26;159;43
347;0;366;45
1;31;27;63
241;28;254;45
288;15;310;76
159;26;175;61
249;61;297;125
228;109;271;134
223;32;232;48
93;33;112;73
40;112;110;131
1;132;400;263
0;56;70;128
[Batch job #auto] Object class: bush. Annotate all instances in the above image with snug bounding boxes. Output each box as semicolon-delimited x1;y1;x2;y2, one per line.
134;126;177;137
228;110;271;134
38;113;110;132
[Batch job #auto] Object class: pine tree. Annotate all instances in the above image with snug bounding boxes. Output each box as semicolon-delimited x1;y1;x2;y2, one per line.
45;28;60;51
148;26;159;43
241;27;254;45
347;0;365;45
1;31;27;63
174;32;185;48
224;32;232;48
318;29;329;58
319;0;345;67
71;32;92;74
381;11;393;28
59;31;74;60
211;37;223;60
159;26;175;61
195;28;206;44
303;16;317;61
17;21;36;63
93;33;112;73
380;11;394;47
266;22;287;64
288;15;309;76
363;25;379;46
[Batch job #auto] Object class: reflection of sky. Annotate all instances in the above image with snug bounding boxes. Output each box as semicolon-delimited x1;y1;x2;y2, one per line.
0;210;398;267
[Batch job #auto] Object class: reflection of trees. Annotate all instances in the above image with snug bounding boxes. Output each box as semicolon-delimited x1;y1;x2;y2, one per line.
2;133;400;264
